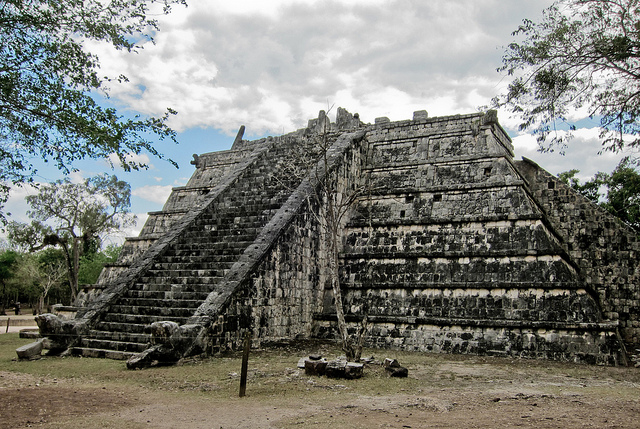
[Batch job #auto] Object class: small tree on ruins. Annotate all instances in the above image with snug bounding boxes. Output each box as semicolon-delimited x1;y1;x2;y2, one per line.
278;108;370;361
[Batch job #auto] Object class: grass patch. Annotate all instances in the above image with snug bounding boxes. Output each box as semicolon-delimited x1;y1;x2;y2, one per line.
3;332;640;401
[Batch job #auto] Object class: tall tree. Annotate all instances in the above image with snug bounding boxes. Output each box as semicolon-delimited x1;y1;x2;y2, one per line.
35;248;67;313
316;121;369;362
78;243;121;285
495;0;640;154
0;0;185;221
7;174;135;301
0;249;19;314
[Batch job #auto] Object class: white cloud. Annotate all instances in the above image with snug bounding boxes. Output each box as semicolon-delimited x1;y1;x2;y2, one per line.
68;170;85;184
174;178;189;187
87;0;555;135
132;185;174;205
512;128;629;179
3;183;39;223
106;152;153;170
83;0;633;185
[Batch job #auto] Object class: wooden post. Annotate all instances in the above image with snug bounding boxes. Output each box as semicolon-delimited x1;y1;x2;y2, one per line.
239;330;252;397
5;318;10;333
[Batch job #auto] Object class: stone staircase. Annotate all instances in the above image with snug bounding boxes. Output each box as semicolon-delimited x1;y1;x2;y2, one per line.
72;134;327;359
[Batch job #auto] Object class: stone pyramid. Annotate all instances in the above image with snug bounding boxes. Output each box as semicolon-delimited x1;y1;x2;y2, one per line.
36;109;639;367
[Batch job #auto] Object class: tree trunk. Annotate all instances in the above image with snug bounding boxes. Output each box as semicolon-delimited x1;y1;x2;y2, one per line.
59;239;78;303
325;195;365;362
0;280;6;315
71;237;80;302
327;229;354;361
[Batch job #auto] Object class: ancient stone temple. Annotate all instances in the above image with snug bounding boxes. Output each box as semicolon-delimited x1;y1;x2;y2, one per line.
36;109;640;366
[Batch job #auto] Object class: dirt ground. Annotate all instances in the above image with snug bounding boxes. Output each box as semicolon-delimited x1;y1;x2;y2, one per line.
2;348;640;429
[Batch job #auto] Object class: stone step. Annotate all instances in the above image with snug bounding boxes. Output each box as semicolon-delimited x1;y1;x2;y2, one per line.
207;201;282;213
117;297;204;308
88;329;149;344
146;262;234;272
138;272;230;283
101;313;189;325
163;240;254;253
123;290;210;301
195;207;278;220
137;274;225;285
95;321;148;334
160;254;240;264
70;347;137;361
79;338;149;354
109;305;196;318
128;283;218;295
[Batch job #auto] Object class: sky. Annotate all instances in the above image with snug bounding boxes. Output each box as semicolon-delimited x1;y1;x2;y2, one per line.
2;0;632;245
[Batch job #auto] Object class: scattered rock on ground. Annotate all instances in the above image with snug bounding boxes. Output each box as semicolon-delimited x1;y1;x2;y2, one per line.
384;357;409;377
304;359;328;376
300;354;364;379
16;339;44;360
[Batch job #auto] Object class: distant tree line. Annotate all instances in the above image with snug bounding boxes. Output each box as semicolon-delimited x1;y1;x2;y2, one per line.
0;244;121;315
0;173;134;314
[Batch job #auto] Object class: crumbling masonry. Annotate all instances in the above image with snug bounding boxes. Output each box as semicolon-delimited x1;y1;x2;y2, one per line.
36;109;640;366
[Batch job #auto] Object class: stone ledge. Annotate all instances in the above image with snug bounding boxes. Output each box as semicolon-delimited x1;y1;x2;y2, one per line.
314;313;618;331
331;281;586;291
365;182;527;196
145;209;189;216
363;154;512;171
339;249;570;260
347;213;544;228
122;236;162;242
369;112;485;131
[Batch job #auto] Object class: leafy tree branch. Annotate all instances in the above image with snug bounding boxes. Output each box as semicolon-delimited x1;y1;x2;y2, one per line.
0;0;186;222
495;0;640;154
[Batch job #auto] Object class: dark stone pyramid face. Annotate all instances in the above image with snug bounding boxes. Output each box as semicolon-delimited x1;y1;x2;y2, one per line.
67;110;638;366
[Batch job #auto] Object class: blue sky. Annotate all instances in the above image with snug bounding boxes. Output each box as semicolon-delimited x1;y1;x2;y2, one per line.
2;0;631;244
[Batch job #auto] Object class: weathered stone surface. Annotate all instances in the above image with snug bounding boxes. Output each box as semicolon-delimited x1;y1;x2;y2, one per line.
16;339;44;360
126;345;170;370
345;362;364;379
382;358;407;377
35;313;87;353
386;366;409;378
384;358;401;369
304;359;327;376
19;329;40;339
324;359;347;378
48;108;638;367
297;357;308;369
149;321;180;345
413;110;428;120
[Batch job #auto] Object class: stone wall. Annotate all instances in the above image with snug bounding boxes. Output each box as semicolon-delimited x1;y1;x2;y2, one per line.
516;159;640;345
314;111;625;365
